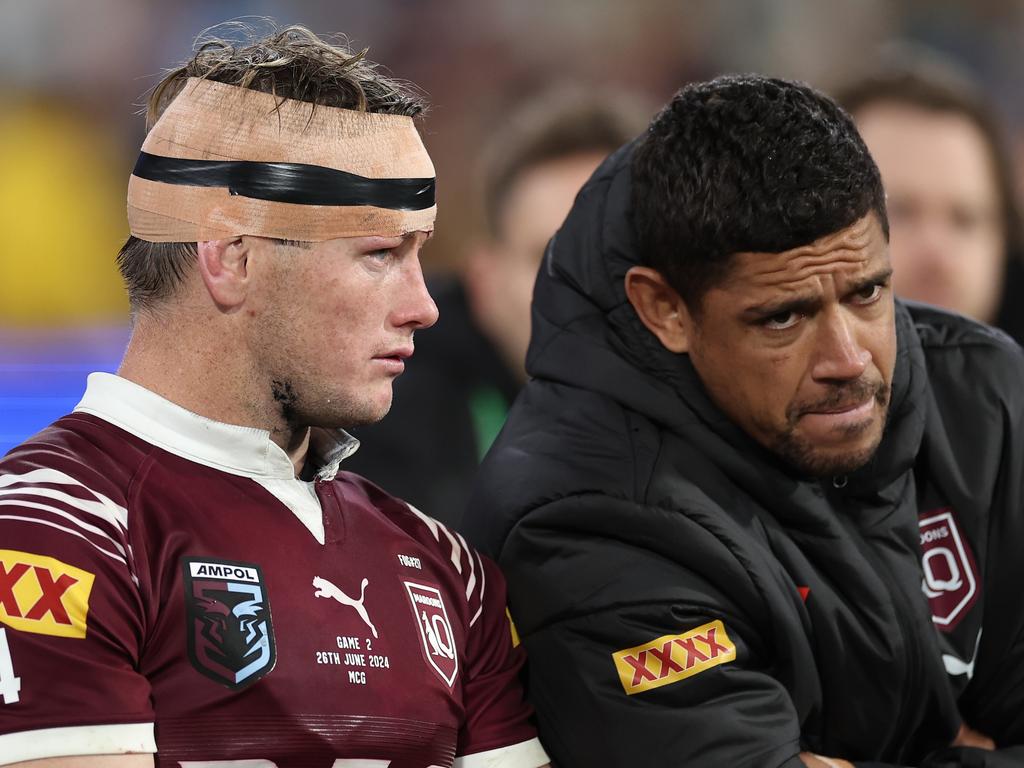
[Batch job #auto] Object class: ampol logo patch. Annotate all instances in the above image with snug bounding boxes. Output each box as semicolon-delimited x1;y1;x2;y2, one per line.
612;619;736;695
0;550;94;638
404;581;458;687
183;557;276;689
919;508;979;632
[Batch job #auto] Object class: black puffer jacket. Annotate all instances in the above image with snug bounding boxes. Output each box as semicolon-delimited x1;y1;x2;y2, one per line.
463;144;1024;767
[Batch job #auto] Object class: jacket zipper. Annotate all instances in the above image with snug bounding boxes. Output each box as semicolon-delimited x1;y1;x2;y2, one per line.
831;485;922;763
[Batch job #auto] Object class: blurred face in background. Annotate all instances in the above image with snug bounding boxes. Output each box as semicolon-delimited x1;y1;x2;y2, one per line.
854;101;1006;323
465;151;608;378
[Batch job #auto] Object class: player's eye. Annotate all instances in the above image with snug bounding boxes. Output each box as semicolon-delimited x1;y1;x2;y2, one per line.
366;248;397;264
852;283;883;305
762;311;801;331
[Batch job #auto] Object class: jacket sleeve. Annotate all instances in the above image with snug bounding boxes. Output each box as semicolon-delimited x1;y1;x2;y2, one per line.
497;495;1023;768
520;599;806;767
497;496;808;768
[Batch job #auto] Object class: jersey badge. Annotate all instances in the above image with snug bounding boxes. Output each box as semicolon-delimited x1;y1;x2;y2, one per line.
919;508;979;632
0;550;95;639
313;575;379;638
183;557;276;689
612;619;736;695
404;581;458;687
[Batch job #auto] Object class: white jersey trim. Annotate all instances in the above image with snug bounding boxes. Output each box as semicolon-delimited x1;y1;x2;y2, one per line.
72;373;360;544
458;531;477;599
0;513;129;570
0;466;137;577
76;373;302;480
74;373;359;481
455;737;550;768
0;722;156;765
0;467;129;529
406;502;488;621
471;552;487;630
407;502;441;541
0;500;127;558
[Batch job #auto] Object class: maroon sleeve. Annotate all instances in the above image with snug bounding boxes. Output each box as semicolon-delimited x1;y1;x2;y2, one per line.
456;552;541;758
367;492;547;765
0;452;155;760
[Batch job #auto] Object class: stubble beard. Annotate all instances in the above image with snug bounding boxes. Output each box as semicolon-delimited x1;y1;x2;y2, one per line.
270;377;388;431
770;379;891;478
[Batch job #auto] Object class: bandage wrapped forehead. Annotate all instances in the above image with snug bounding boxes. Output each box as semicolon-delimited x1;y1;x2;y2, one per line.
127;77;436;242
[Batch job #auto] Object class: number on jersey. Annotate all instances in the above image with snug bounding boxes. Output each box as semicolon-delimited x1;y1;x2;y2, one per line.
0;628;21;704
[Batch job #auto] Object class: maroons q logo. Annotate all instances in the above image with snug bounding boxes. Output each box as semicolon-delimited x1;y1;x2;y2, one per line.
918;509;979;632
183;557;276;689
404;581;458;688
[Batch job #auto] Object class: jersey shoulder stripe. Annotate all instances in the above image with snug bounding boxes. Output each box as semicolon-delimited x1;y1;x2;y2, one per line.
0;420;144;582
406;503;486;624
0;468;134;573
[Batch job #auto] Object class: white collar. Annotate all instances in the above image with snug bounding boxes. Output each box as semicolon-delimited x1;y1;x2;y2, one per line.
74;373;359;482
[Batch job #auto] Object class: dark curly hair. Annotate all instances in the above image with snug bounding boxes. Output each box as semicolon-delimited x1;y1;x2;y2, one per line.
631;75;888;313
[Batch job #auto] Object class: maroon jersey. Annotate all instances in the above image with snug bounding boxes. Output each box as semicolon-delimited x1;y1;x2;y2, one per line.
0;373;547;768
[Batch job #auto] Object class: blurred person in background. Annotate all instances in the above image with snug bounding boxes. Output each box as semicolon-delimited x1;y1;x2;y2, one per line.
837;55;1024;345
0;24;548;768
347;88;643;527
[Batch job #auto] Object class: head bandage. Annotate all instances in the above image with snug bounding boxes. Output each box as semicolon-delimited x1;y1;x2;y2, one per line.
127;77;436;242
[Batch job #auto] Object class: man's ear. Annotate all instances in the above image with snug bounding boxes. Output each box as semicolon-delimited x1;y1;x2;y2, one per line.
624;266;692;353
196;238;250;310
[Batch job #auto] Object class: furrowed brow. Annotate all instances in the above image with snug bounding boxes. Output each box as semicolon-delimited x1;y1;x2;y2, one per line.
843;267;893;297
741;294;823;321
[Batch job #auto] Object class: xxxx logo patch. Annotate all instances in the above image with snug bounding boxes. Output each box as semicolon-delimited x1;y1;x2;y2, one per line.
612;619;736;695
0;550;95;639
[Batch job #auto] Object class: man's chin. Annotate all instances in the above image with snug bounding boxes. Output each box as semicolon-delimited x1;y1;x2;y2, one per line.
772;429;885;479
790;448;877;479
342;395;394;429
298;394;393;431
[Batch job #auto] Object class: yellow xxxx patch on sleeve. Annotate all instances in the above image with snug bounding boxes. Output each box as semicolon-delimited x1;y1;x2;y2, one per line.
0;550;95;639
612;619;736;695
506;607;521;648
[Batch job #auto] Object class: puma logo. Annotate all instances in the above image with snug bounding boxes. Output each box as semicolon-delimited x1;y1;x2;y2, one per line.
313;576;378;638
943;628;982;680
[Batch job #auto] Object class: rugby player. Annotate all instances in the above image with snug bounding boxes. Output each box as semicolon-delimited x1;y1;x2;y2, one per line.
0;25;550;768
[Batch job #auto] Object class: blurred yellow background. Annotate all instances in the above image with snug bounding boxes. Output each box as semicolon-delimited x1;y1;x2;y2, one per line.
0;99;127;324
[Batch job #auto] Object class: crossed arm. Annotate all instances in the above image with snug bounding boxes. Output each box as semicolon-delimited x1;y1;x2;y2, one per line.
800;725;994;768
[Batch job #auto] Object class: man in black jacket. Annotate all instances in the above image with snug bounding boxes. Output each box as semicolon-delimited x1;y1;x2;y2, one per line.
463;75;1024;767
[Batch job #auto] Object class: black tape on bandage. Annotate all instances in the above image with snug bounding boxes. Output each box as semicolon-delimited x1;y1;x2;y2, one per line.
132;151;436;210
